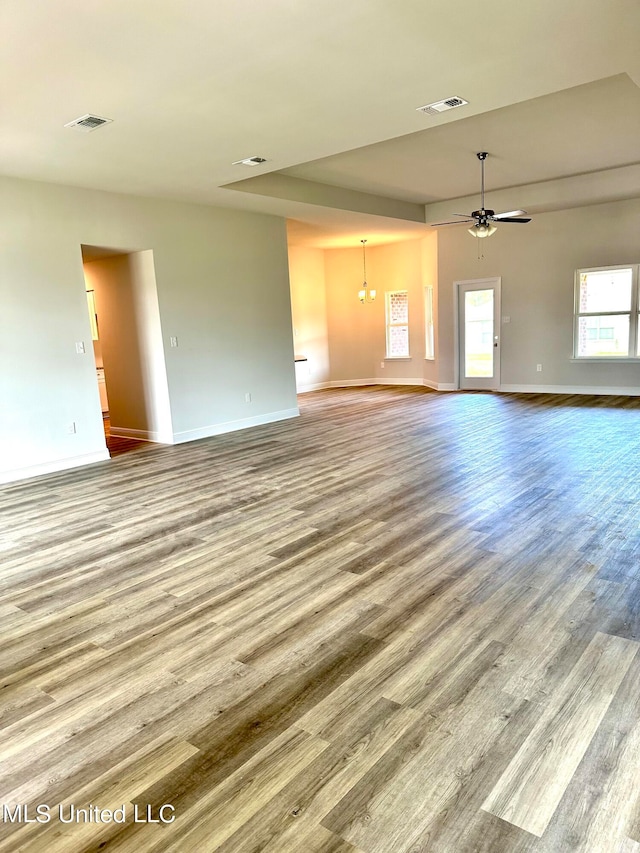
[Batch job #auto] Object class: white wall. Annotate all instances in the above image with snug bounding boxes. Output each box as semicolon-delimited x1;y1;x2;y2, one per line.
437;197;640;392
128;251;173;441
291;201;640;397
421;232;439;388
323;237;438;387
287;246;331;391
0;175;298;483
324;246;378;383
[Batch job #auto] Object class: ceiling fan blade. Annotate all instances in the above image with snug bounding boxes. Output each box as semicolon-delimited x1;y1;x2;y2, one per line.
430;218;475;226
492;209;527;219
492;217;531;223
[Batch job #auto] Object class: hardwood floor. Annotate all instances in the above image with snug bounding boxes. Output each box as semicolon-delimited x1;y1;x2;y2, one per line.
1;386;640;852
103;417;150;458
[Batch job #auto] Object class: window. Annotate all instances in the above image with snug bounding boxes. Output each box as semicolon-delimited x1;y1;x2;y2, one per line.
385;290;409;357
424;285;434;359
574;266;639;358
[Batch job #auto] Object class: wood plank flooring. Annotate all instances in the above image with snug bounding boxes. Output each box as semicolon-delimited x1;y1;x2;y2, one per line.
103;418;150;458
2;386;640;852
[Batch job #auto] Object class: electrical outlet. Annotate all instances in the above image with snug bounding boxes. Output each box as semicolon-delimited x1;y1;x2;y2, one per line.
170;336;178;348
380;362;385;368
536;364;543;372
245;393;252;403
67;422;76;434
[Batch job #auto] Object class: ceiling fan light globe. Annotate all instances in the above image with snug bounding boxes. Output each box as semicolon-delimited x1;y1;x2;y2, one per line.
468;222;497;238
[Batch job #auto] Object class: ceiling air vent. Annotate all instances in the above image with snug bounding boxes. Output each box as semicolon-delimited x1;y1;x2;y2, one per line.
64;114;113;133
232;156;268;166
416;97;468;116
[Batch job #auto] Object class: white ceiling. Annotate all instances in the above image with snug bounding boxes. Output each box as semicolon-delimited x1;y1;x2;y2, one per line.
282;76;640;203
2;0;640;246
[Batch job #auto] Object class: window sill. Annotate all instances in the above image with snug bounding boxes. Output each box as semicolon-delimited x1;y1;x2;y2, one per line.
384;357;412;361
424;357;435;362
570;357;640;363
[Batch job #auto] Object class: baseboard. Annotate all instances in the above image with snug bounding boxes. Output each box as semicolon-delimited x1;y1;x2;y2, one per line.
421;382;640;395
109;426;174;443
374;377;424;386
172;407;300;444
499;384;640;396
328;379;378;388
0;449;111;485
329;378;425;388
297;382;331;393
302;379;628;395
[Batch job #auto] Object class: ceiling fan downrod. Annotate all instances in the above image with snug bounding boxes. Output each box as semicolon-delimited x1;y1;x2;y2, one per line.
478;151;488;216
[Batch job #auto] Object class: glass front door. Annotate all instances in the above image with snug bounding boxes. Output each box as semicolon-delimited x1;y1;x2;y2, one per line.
458;279;500;390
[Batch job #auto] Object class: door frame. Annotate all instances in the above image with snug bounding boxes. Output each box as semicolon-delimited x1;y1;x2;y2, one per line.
453;276;501;390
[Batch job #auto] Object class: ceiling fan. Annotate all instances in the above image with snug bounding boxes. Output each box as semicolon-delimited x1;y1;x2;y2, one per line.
431;152;531;237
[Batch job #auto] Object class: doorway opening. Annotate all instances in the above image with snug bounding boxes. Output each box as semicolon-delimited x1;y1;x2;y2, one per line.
81;245;173;456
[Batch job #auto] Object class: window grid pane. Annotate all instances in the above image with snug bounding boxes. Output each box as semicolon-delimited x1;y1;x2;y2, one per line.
388;325;409;357
579;269;632;314
386;290;410;358
388;292;408;324
577;315;629;357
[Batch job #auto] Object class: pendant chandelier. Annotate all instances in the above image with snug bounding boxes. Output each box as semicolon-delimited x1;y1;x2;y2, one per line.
358;239;376;303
